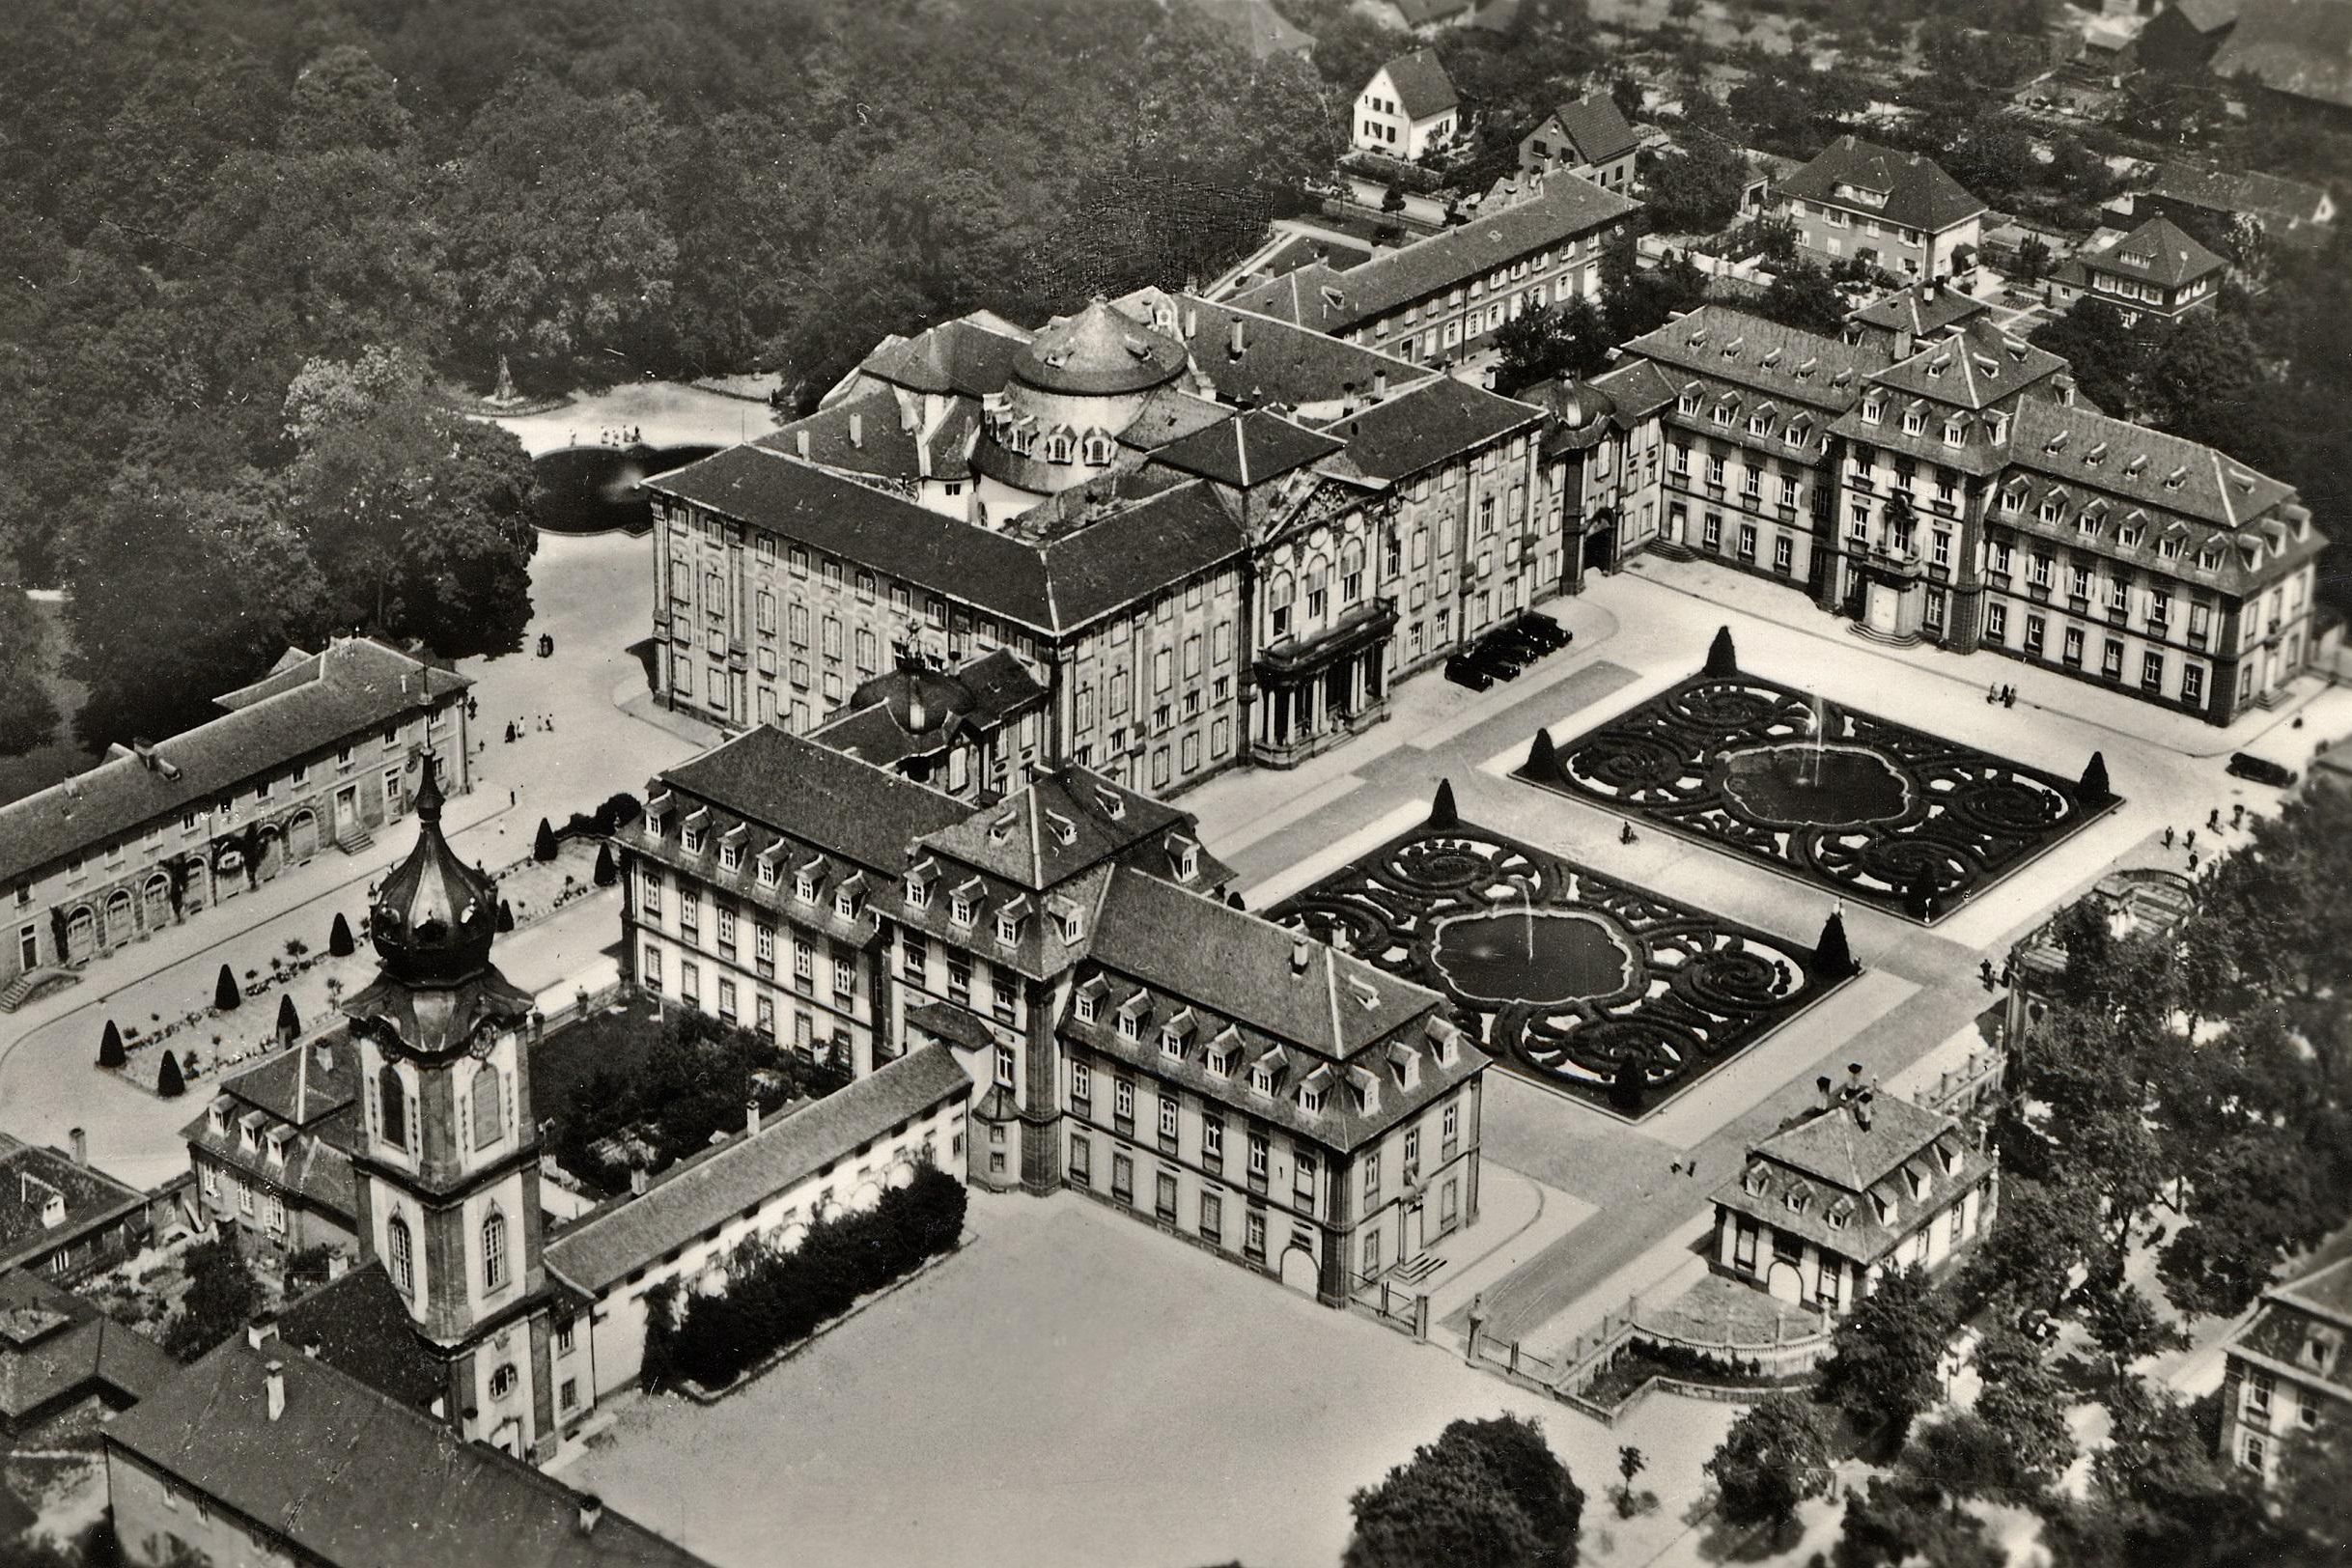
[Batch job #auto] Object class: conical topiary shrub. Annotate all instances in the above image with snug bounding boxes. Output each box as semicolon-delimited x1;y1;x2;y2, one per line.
1428;778;1460;829
1704;626;1738;677
2079;750;2112;802
328;911;355;957
1814;911;1855;977
98;1020;126;1069
1524;726;1558;779
156;1050;185;1098
534;818;558;862
276;994;300;1043
593;843;618;887
497;899;516;933
1609;1055;1646;1116
214;964;241;1011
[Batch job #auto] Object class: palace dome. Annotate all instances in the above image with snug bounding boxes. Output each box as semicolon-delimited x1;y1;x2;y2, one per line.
370;762;498;986
1011;299;1188;397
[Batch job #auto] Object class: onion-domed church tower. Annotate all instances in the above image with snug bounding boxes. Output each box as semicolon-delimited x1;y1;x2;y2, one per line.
339;760;563;1459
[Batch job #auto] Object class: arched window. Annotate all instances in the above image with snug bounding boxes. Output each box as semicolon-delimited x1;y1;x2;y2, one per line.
482;1208;509;1291
387;1216;414;1296
470;1064;502;1151
378;1064;406;1152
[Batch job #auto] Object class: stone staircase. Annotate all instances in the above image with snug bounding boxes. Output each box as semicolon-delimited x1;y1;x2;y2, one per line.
335;824;375;857
1390;1251;1447;1288
0;966;80;1014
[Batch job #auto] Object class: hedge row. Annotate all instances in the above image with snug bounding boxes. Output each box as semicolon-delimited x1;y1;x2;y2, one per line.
644;1165;966;1392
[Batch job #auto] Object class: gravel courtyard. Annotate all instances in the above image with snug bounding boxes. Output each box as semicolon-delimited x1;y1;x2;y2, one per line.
561;1190;1738;1568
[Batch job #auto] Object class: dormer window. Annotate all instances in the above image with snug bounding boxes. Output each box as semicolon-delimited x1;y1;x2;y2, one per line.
1248;1064;1274;1095
1742;1164;1768;1196
756;854;778;888
795;872;817;903
210;1101;230;1134
1901;409;1924;435
2165;465;2187;490
1871;1191;1893;1222
2086;441;2107;466
1678;389;1701;415
2198;546;2221;571
1986;412;2008;443
1903;1165;1927;1199
1115;996;1146;1040
1046;433;1074;463
1713;401;1732;426
2161;537;2183;561
1861;397;1884;425
719;842;742;873
682;826;704;854
1827;1205;1850;1230
950;881;982;928
1167;833;1200;882
1299;1085;1325;1114
1786;1189;1809;1214
2040;498;2062;524
645;811;666;838
2002;489;2024;515
834;874;867;919
995;895;1031;944
1206;1028;1238;1077
1942;421;1964;447
1081;434;1112;464
1075;977;1106;1024
1749;412;1770;436
1160;1010;1195;1059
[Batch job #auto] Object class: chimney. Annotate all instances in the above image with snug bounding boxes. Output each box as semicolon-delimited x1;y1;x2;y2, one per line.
265;1360;287;1422
630;1165;649;1197
1290;935;1311;975
578;1496;605;1536
68;1127;86;1166
246;1315;279;1352
315;1040;333;1077
1229;320;1246;359
849;411;864;449
130;740;158;770
1854;1090;1874;1130
2054;374;2076;406
795;429;811;461
302;1338;322;1359
1845;1061;1863;1101
1184;305;1198;338
1374;368;1387;399
745;1099;762;1138
1814;1075;1834;1114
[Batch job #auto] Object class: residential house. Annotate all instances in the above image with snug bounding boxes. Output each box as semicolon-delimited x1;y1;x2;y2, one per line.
2047;215;2227;322
1770;135;1988;277
2208;0;2352;122
1709;1067;1999;1313
2140;0;2241;72
1354;50;1459;159
0;637;471;999
2135;163;2338;248
2219;1256;2350;1486
183;1032;363;1260
0;1131;150;1283
1517;93;1640;192
0;1268;176;1443
1362;0;1476;35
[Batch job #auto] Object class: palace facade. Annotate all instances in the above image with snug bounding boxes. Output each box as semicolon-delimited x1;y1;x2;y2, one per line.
617;726;1490;1306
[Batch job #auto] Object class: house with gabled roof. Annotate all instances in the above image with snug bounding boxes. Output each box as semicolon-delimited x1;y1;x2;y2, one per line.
1517;92;1640;192
1709;1065;1998;1312
1354;50;1460;159
2049;215;2228;323
183;1032;365;1259
1770;135;1988;279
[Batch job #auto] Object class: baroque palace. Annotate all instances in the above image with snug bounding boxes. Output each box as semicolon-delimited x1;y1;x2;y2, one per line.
647;276;2321;796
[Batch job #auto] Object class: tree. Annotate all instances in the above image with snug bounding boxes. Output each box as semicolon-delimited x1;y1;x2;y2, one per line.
1969;1323;2078;1489
1491;297;1612;394
1428;779;1460;829
2275;1415;2352;1557
2030;295;2143;415
593;842;618;886
275;993;300;1042
1345;1414;1582;1568
156;1050;186;1098
1643;139;1749;235
2139;309;2268;460
1834;1472;2003;1568
1525;726;1558;779
214;964;241;1011
1704;626;1738;676
1602;240;1707;343
2157;1129;2316;1318
0;576;61;758
1705;1392;1832;1529
329;911;355;957
164;1237;258;1360
2014;235;2054;284
2088;1378;2269;1566
1962;1171;2105;1319
1614;1444;1645;1518
1814;911;1855;977
98;1020;126;1069
1755;262;1846;336
496;898;516;934
2079;750;2111;801
1904;1412;2033;1506
1816;1265;1955;1447
2080;1279;2189;1383
533;817;558;861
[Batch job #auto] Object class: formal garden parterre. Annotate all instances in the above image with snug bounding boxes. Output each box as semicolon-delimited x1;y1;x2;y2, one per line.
1517;654;2115;924
1269;807;1851;1117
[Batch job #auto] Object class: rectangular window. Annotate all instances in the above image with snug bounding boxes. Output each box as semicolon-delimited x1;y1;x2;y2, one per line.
1985;602;2007;642
1156;1171;1178;1223
1158;1094;1179;1144
1245;1211;1266;1263
1111;1152;1133;1204
1200;1191;1221;1244
1294;1151;1318;1212
1202;1116;1223;1174
1069;1134;1091;1187
2142;650;2165;691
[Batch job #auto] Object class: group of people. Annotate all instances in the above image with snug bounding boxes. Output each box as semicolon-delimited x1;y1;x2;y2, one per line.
1985;683;2018;708
503;714;558;743
2160;802;2253;873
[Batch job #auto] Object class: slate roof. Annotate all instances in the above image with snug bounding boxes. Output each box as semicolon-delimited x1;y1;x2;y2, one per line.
1538;94;1639;165
1012;299;1189;397
912;769;1217;895
1376;50;1459;120
658;726;970;876
814;649;1049;773
0;1134;146;1273
1313;375;1542;482
2147;163;2335;232
1148;292;1427;408
1847;282;1991;341
2005;397;2296;528
106;1340;709;1568
2211;0;2352;111
1116;386;1238;453
646;446;1246;635
545;1046;971;1297
753;390;920;482
2226;1256;2352;1397
1335;173;1641;319
1713;1093;1993;1264
274;1263;447;1412
1219;264;1366;334
1087;872;1441;1060
1866;318;2067;412
2084;215;2228;289
1776;135;1988;233
1154;408;1345;488
0;1268;175;1425
854;316;1029;398
1622;304;1890;413
1587;357;1681;419
0;638;467;888
182;1038;362;1222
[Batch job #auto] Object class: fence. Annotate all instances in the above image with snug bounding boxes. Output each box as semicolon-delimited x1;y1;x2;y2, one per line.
1348;1274;1429;1339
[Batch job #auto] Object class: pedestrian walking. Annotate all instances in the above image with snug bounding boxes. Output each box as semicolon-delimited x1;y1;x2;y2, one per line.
2208;807;2221;832
2163;826;2175;849
510;789;518;806
2189;852;2200;873
2232;803;2245;827
1987;683;1999;704
1619;819;1636;845
2186;829;2197;853
1979;958;1995;990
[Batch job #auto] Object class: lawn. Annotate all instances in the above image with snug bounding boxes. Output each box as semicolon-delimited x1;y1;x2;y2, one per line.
562;1191;1741;1568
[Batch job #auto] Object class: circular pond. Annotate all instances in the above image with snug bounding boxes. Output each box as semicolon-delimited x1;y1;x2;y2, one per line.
1719;742;1913;828
531;443;719;534
1430;910;1637;1007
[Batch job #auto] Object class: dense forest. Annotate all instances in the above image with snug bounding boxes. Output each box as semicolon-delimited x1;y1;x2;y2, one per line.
0;0;1352;754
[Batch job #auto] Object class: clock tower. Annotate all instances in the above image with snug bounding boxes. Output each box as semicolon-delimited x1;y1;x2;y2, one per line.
341;761;564;1459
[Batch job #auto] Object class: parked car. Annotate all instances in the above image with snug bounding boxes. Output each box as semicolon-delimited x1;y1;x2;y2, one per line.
1511;612;1571;652
2226;752;2299;788
1469;641;1527;680
1443;653;1496;691
1480;627;1547;662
